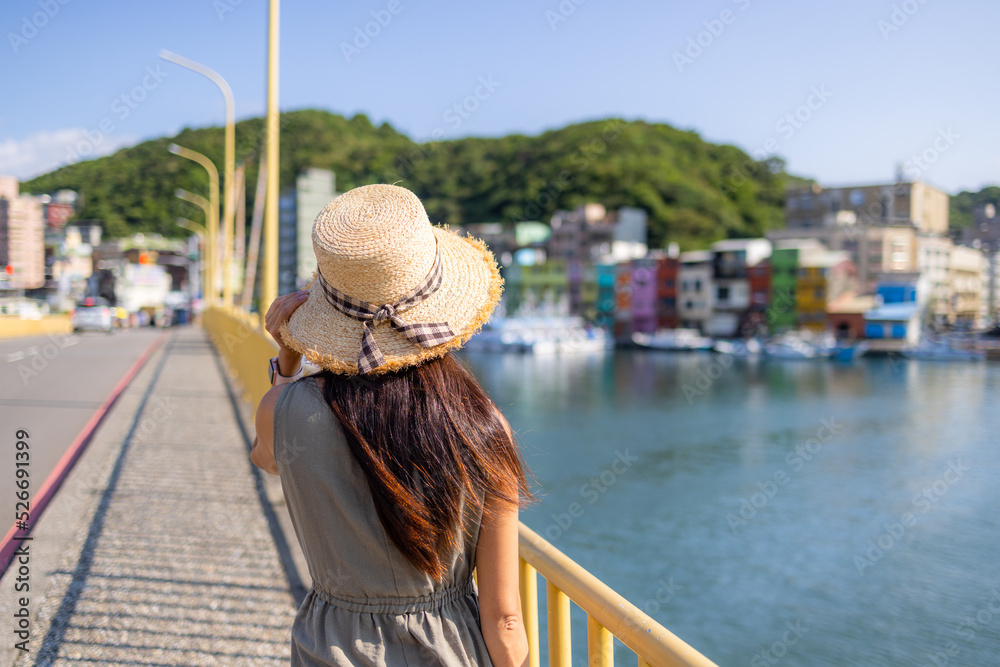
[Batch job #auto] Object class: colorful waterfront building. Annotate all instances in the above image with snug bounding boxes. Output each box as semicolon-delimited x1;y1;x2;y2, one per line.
768;248;798;332
630;257;658;334
678;251;713;332
614;263;634;338
519;260;569;315
654;255;680;330
595;264;616;328
707;239;772;337
795;251;854;331
864;280;921;343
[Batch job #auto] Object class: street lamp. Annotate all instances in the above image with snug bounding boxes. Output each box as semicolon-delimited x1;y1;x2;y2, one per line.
175;187;217;307
262;0;280;312
170;144;220;306
160;50;236;309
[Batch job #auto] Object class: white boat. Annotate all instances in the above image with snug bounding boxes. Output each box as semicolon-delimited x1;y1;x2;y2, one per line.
632;329;713;351
764;334;833;360
712;338;763;357
901;341;985;361
466;316;613;354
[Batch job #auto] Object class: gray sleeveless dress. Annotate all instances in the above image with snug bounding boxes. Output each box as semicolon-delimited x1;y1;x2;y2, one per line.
272;376;494;666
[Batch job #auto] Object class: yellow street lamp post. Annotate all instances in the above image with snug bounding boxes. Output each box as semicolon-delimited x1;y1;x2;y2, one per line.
262;0;280;312
170;144;220;306
160;50;236;309
175;187;217;307
176;217;207;307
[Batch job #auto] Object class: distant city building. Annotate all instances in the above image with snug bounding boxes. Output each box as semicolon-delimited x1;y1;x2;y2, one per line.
917;234;953;326
547;204;648;263
278;168;337;295
948;245;984;327
0;175;46;290
770;179;950;288
962;202;1000;324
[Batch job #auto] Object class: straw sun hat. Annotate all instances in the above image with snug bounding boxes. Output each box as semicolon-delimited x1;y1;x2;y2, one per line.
278;184;503;375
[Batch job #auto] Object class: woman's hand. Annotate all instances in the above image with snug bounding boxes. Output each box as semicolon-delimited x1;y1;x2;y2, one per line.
264;290;309;376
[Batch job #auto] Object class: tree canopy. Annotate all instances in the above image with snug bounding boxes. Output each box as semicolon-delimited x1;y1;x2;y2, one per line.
24;109;797;249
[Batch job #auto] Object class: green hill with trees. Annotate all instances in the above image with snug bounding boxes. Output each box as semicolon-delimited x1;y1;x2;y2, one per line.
949;185;1000;229
23;109;793;249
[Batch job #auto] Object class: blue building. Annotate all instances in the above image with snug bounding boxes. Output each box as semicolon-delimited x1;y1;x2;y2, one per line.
864;279;922;343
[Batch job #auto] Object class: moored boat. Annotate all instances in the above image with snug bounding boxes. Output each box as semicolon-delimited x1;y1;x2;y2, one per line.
631;328;713;351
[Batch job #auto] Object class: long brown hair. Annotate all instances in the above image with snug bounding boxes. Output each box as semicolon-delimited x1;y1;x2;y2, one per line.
317;353;531;580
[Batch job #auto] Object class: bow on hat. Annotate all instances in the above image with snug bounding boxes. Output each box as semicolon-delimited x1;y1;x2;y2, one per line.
316;247;456;374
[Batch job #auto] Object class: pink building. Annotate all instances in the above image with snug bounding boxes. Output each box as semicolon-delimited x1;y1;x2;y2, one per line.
0;176;46;289
630;258;658;334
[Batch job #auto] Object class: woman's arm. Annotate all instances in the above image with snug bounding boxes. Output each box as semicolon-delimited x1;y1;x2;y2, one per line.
251;385;285;475
251;290;308;475
476;495;529;667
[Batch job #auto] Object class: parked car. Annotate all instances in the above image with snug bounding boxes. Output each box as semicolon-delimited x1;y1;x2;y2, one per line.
72;297;114;333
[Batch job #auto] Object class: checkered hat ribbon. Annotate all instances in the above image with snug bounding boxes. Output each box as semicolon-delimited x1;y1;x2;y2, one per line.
316;247;456;374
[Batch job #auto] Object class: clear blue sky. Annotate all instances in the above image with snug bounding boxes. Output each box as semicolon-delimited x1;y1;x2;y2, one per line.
2;0;998;194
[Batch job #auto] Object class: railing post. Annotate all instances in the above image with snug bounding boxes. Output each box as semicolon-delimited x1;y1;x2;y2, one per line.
520;558;540;667
588;614;614;666
547;581;572;667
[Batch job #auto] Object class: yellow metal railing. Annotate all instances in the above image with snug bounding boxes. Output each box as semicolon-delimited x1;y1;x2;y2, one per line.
0;314;72;340
202;306;276;407
518;523;718;667
202;307;717;667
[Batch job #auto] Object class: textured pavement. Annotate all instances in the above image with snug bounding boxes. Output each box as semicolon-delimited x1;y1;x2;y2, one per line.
7;327;302;666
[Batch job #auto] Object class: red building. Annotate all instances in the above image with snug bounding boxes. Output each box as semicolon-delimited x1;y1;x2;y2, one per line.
655;256;679;330
747;261;771;311
744;261;771;335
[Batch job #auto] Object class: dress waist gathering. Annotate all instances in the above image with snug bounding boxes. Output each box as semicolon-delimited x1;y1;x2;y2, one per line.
309;576;477;615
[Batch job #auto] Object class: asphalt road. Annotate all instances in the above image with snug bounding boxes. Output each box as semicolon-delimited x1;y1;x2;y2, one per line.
0;326;168;525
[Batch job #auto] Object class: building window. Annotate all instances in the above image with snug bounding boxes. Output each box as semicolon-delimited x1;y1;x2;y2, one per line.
694;279;702;293
717;286;730;301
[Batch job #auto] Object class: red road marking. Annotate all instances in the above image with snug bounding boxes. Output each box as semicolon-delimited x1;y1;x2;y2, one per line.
0;333;169;574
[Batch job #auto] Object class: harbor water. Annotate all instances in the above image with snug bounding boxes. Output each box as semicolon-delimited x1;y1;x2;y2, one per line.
458;349;1000;666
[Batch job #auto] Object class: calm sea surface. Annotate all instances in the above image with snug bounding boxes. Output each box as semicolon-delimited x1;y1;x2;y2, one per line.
458;349;1000;666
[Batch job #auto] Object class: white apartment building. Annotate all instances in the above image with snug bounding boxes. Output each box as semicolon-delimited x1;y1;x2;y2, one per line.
678;250;713;332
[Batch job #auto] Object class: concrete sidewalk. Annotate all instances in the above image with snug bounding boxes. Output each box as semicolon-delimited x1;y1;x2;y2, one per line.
1;327;308;666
